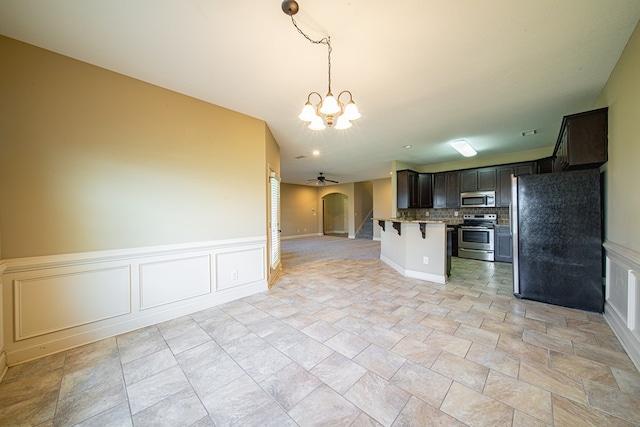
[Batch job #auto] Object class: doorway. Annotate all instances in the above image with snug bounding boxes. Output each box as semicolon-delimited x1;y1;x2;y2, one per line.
322;193;348;237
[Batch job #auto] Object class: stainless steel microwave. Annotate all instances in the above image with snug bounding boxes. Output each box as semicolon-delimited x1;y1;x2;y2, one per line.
460;191;496;208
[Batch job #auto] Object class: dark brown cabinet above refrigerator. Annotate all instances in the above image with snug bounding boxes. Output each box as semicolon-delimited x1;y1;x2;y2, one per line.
553;107;608;172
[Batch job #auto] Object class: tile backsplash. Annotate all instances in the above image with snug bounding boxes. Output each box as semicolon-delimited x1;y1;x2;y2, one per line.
398;207;510;225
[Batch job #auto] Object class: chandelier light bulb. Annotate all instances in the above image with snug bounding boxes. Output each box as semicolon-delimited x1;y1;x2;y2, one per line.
320;93;341;115
308;115;326;131
298;102;316;122
343;100;361;120
335;115;352;130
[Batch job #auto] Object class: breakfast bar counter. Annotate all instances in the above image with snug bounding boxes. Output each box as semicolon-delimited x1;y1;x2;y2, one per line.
373;218;448;284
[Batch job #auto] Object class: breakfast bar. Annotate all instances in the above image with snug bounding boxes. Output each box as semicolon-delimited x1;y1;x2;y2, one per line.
374;218;449;284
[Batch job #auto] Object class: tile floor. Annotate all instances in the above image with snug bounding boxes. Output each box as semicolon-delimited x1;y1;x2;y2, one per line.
1;254;640;426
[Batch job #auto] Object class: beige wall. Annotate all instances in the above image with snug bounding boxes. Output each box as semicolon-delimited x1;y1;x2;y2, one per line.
595;21;640;254
372;178;392;239
280;184;319;237
318;184;355;237
0;36;273;259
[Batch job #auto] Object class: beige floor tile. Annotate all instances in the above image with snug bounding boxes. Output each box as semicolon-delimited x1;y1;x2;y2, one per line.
522;329;574;354
325;330;371;359
584;379;640;424
573;341;637;372
480;318;524;338
288;384;361;426
497;335;549;366
424;329;472;358
612;366;640;396
345;371;411;426
465;342;520;378
392;396;466;427
440;382;514;427
354;344;406;380
552;394;634;427
512;410;550;427
455;323;500;348
545;323;599;345
390;360;452;408
431;351;489;392
259;362;321;411
483;370;552;424
311;352;367;394
518;361;586;404
549;350;618;388
391;336;441;368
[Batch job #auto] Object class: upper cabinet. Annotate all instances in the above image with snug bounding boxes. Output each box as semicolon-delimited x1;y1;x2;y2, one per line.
397;170;432;209
553;107;608;172
460;168;497;192
496;162;535;207
433;172;460;208
397;169;418;209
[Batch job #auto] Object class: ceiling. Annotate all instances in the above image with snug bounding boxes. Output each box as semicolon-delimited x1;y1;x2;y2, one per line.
2;1;640;185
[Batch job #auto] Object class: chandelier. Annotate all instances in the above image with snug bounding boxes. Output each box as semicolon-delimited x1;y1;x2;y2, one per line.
281;0;361;130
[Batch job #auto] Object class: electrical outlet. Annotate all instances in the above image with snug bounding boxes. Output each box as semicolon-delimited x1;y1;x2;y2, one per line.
423;256;429;264
454;211;459;217
232;270;239;280
425;211;429;217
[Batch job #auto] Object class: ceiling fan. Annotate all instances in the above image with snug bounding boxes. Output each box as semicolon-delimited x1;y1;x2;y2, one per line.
308;172;339;185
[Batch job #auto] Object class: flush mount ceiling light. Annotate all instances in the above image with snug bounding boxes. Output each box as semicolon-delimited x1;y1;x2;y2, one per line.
450;139;477;157
282;0;360;131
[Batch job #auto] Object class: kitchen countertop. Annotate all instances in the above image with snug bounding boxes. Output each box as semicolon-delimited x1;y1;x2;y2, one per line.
372;217;445;224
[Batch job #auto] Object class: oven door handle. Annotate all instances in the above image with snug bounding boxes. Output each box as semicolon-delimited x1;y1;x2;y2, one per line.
458;248;493;254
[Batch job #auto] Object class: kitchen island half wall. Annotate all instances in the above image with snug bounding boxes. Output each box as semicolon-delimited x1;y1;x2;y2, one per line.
374;219;448;284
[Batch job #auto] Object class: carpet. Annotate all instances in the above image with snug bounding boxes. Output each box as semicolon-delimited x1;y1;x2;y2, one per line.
281;235;381;268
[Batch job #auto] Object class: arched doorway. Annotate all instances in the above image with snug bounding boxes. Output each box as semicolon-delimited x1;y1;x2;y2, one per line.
322;193;348;237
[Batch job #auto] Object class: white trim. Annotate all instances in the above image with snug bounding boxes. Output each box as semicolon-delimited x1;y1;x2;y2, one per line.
2;237;264;273
380;254;446;284
281;233;323;240
1;237;268;366
603;240;640;371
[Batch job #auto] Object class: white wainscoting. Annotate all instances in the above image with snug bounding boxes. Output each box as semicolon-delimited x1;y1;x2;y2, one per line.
604;241;640;371
1;237;267;366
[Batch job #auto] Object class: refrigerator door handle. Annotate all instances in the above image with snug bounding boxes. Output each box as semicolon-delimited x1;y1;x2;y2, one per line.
511;175;520;296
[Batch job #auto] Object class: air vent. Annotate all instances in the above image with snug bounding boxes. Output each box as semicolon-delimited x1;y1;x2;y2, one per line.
294;155;307;159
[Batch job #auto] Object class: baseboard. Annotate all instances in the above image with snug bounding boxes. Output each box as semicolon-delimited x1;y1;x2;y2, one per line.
281;233;322;240
380;254;446;284
605;302;640;372
603;241;640;371
0;351;7;382
1;237;268;366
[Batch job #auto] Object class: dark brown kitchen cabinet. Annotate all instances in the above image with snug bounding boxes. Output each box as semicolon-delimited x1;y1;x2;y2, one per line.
418;173;433;208
494;225;513;263
460;168;496;192
496;162;535;207
397;169;419;209
553;107;608;172
398;170;432;209
434;172;460;208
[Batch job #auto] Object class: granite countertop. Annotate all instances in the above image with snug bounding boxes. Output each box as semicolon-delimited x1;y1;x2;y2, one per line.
372;217;445;224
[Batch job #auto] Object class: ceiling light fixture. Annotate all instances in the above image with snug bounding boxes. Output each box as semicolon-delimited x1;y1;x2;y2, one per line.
450;139;477;157
281;0;360;131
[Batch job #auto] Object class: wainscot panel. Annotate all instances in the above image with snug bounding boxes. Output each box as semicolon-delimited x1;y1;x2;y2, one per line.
139;254;211;310
604;241;640;371
1;237;267;366
15;265;131;340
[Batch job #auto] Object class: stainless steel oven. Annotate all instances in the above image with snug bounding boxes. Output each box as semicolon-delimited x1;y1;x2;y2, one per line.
458;214;497;261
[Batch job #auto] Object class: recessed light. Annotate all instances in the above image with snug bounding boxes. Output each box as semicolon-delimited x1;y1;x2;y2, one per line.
521;129;537;137
312;150;320;155
450;139;477;157
403;145;412;149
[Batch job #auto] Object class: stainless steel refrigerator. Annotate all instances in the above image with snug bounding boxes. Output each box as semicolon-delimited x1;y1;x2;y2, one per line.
511;169;604;312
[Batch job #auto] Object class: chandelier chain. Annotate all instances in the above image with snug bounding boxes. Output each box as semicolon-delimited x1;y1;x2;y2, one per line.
289;15;332;93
